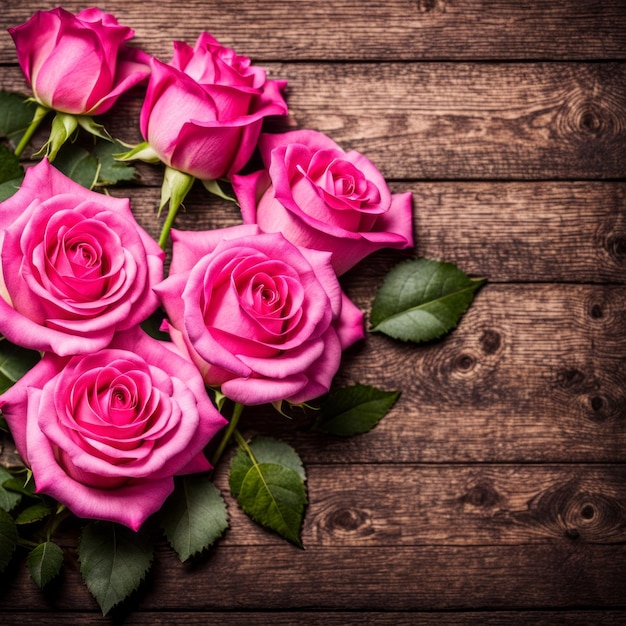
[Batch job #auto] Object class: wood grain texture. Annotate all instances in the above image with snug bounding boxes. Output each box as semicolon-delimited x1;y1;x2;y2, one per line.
0;0;625;622
1;0;625;62
1;541;625;611
3;612;626;626
214;464;626;547
2;61;625;180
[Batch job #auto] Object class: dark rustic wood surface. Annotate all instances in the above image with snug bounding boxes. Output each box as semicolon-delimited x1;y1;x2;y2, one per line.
1;0;625;624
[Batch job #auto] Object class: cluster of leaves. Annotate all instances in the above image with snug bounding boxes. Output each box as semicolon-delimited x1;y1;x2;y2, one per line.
0;90;485;615
0;91;137;200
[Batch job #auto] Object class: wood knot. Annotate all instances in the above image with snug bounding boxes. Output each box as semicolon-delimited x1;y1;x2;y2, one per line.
585;393;623;423
455;353;476;372
417;329;505;405
552;356;626;424
589;303;604;319
517;479;626;543
577;107;604;135
561;492;626;541
326;507;373;535
558;88;622;144
461;482;502;508
605;234;626;262
479;329;502;355
555;368;587;391
416;0;446;13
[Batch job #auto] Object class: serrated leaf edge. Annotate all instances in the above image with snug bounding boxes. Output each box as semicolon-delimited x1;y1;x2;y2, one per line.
239;462;305;548
78;523;154;616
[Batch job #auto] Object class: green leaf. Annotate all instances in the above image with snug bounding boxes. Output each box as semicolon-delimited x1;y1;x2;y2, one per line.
0;144;23;184
27;541;64;588
16;502;55;525
0;338;41;394
314;384;401;437
229;436;306;497
79;522;154;615
0;467;21;512
93;139;137;185
370;258;486;343
0;507;18;573
229;437;307;547
53;143;99;189
160;474;228;562
2;476;37;499
0;91;39;142
0;176;24;201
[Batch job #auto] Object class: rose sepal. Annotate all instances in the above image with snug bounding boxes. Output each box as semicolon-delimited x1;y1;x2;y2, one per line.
75;116;112;142
202;178;238;204
114;140;161;164
37;112;78;161
157;166;195;248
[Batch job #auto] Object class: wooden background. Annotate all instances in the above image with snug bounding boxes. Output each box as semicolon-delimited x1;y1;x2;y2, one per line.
1;1;626;623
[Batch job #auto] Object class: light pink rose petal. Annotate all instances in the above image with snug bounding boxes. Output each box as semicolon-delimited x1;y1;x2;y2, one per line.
336;292;366;349
258;129;341;163
237;337;325;378
231;170;270;224
0;358;58;460
30;428;175;531
0;298;115;355
221;374;309;406
287;329;343;405
8;10;62;85
87;50;151;116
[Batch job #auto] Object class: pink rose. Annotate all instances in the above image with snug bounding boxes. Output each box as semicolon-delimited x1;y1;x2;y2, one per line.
140;33;288;180
232;129;414;275
0;328;226;530
0;159;165;356
8;7;150;116
154;225;364;406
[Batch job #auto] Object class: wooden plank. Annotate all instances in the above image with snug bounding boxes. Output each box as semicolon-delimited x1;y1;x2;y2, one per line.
2;611;626;626
2;62;625;180
409;182;626;283
1;543;624;611
211;464;626;547
0;1;625;62
268;62;626;180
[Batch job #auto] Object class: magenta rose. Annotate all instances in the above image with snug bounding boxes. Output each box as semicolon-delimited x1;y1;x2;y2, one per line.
154;225;364;406
8;7;150;116
0;328;226;530
232;129;414;275
139;32;288;180
0;159;165;356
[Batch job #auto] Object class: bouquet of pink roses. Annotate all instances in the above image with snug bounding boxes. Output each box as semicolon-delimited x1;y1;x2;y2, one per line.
0;7;484;615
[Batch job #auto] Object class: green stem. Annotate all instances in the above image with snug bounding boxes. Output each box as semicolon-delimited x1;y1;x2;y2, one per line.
233;428;256;463
17;537;39;550
14;104;49;158
158;202;178;249
211;402;244;467
46;505;70;541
